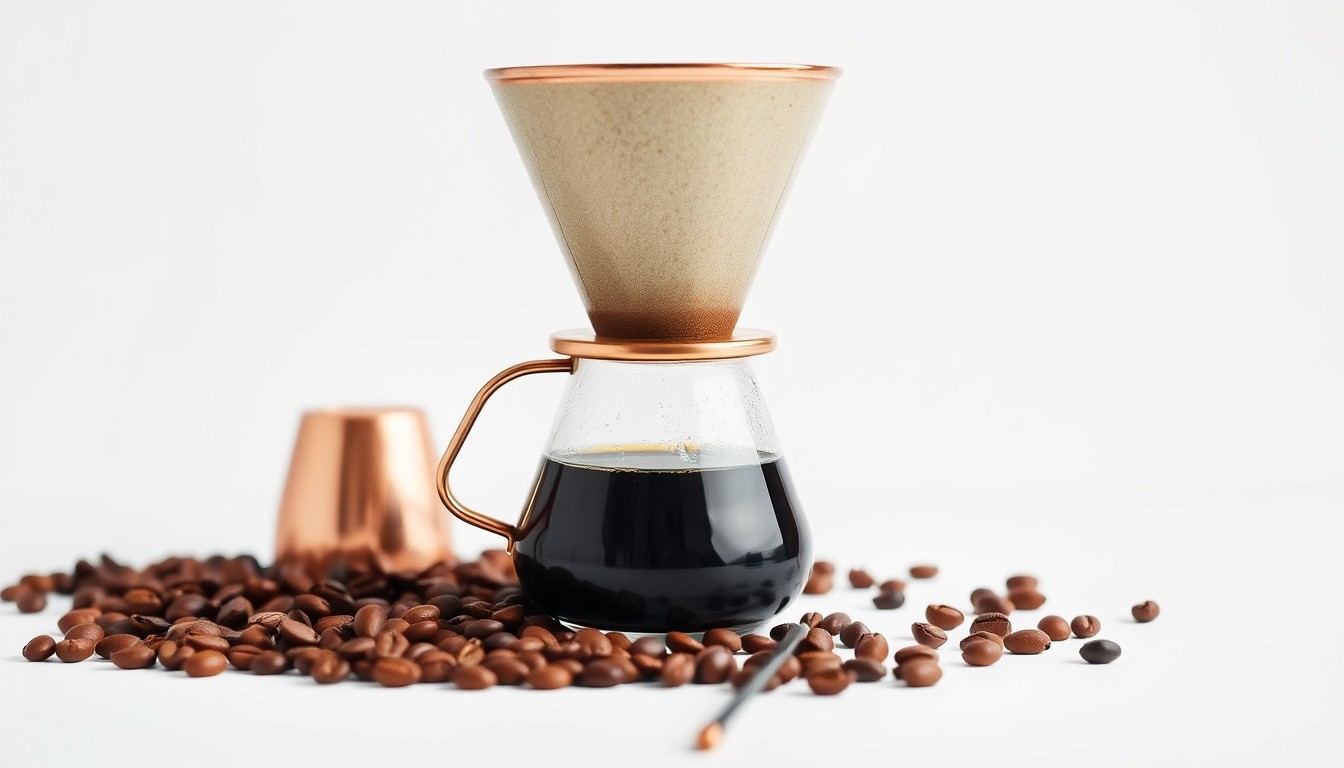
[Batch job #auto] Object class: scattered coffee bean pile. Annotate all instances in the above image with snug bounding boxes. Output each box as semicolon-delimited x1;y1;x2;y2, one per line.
6;554;1156;692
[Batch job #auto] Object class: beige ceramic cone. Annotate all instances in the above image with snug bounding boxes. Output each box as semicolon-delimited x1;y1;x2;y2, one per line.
488;63;838;341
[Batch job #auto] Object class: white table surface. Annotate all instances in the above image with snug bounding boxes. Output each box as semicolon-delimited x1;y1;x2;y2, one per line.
1;488;1339;767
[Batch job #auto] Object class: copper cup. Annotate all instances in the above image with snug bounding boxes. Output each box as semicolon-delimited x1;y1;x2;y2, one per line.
275;408;452;579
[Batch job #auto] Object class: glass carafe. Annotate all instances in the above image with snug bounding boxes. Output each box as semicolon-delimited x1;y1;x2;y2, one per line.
437;355;810;633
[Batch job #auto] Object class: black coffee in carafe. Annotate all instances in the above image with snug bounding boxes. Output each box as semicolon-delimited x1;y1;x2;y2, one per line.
513;452;810;633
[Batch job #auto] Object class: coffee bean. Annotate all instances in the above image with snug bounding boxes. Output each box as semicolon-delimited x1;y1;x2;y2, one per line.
665;631;703;654
294;594;332;620
579;658;628;688
64;622;104;644
1071;615;1101;638
248;611;287;629
899;659;942;687
95;633;141;659
911;623;948;649
909;564;938;579
227;645;264;670
372;657;421;687
1132;601;1160;623
959;631;1005;650
1079;639;1122;664
660;652;695;687
855;633;889;663
158;641;194;671
778;655;802;684
843;658;886;682
768;623;793;641
1037;615;1071;642
798;627;835;654
925;604;965;631
838;621;870;649
251;650;288;675
216;596;253;628
278;618;320;646
311;651;350;684
629;636;666;657
703;628;741;653
803;568;833;594
819;612;851;636
812;561;835;575
1003;629;1052;655
961;638;1003;667
122;588;163;616
17;591;46;613
350;603;388;638
528;663;574;690
22;635;56;662
572;627;611;657
314;614;352;637
969;587;996;608
183;649;228;677
0;584;26;602
1007;589;1046;610
1006;575;1037;590
799;611;824;629
695;646;736;684
741;634;776;654
451;661;499;688
805;666;854;695
880;578;907;593
484;656;530;685
873;590;906;610
970;612;1012;637
54;638;94;663
554;658;584;677
401;604;440;625
797;651;841;675
893;644;939;666
186;634;230;653
974;594;1014;615
111;643;157;670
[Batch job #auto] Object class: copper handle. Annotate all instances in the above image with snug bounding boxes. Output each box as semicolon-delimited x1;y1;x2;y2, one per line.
436;357;574;547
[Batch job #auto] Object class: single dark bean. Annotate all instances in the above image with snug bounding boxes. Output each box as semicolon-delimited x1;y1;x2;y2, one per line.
22;635;56;662
1006;575;1037;591
893;645;939;666
353;604;387;638
401;604;440;625
959;631;1005;650
909;564;938;579
1007;589;1046;610
572;627;612;656
873;590;906;610
278;618;320;646
64;623;103;644
975;594;1015;614
1080;639;1122;664
484;656;530;685
798;627;834;654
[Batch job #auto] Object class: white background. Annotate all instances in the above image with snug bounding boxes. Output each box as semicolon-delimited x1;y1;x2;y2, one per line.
0;1;1340;766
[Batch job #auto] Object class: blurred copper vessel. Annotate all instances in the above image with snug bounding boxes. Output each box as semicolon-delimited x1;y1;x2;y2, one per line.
276;408;452;578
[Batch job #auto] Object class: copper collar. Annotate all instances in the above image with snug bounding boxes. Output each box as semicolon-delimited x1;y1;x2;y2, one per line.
549;329;776;361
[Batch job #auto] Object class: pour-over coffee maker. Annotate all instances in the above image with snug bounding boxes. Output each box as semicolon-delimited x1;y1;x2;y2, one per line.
437;63;838;633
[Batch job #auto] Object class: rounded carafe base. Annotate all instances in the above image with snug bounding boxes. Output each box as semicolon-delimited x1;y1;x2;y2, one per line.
513;449;811;634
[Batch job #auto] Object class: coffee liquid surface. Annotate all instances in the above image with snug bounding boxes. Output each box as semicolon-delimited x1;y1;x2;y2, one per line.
514;453;809;633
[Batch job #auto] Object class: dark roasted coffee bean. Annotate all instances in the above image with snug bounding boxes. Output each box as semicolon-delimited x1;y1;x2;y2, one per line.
799;651;842;675
661;652;695;687
278;617;320;646
1007;589;1046;610
17;591;47;613
294;594;332;620
400;604;440;625
911;623;948;649
571;627;611;657
970;612;1012;637
819;612;851;636
969;587;996;607
805;666;854;695
925;604;965;631
528;663;573;689
741;634;777;654
216;596;253;628
959;631;1005;650
251;650;288;675
454;638;484;666
183;649;228;677
247;611;287;629
353;604;388;639
374;629;411;659
186;634;230;653
695;646;736;684
899;659;942;687
909;564;938;579
702;628;741;653
157;641;192;670
855;633;889;662
769;623;793;641
484;656;530;686
483;632;517;651
1037;615;1071;642
631;654;662;677
54;638;94;662
578;658;625;688
605;632;632;652
23;635;56;662
417;651;458;683
314;614;352;637
122;588;163;616
1079;639;1122;664
111;643;157;670
452;664;497;690
665;631;703;654
961;638;1003;667
511;636;545;653
0;584;25;602
1006;574;1038;590
553;658;583;677
975;594;1015;615
372;657;421;687
1132;601;1160;623
311;651;350;684
839;621;870;649
64;623;104;644
873;590;906;610
848;568;875;588
798;627;834;654
630;636;666;658
1071;615;1101;638
227;645;264;670
403;620;439;643
95;633;141;659
799;611;824;629
1004;629;1052;654
843;657;886;682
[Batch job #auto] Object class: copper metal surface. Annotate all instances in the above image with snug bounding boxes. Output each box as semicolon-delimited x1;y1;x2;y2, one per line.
436;358;575;548
275;408;451;578
549;329;777;361
486;62;841;84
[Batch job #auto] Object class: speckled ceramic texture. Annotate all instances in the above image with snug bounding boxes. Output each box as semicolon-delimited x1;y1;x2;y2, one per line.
491;74;834;340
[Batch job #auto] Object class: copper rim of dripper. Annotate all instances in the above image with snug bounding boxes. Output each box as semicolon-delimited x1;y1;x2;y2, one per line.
485;62;841;84
549;329;776;361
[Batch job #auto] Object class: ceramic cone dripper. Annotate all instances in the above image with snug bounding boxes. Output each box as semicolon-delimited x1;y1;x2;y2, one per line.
488;64;838;341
